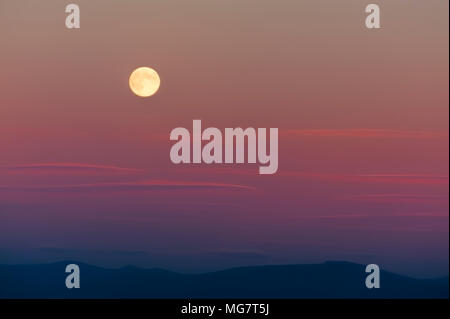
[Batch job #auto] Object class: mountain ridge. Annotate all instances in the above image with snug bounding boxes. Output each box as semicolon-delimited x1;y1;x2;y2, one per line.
0;261;447;298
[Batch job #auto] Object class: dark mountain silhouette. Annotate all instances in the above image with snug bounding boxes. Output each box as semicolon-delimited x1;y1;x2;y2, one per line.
0;261;447;298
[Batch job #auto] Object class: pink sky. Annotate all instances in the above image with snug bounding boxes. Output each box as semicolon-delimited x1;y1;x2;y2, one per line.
0;0;448;277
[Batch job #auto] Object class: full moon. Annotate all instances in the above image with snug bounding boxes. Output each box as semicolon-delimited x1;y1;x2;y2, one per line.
129;67;161;97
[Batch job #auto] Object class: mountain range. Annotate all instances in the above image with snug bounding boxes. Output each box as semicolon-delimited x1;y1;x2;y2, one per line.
0;261;448;298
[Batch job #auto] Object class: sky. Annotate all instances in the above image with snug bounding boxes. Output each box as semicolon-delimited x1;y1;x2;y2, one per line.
0;0;448;278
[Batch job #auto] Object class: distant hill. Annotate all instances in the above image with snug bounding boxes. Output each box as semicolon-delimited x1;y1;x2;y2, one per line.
0;261;448;298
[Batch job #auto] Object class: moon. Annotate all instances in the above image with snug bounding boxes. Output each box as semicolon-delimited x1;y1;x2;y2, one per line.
129;67;161;97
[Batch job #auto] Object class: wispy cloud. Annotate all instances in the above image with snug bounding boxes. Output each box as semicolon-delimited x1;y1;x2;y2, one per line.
279;171;449;185
282;129;448;139
342;193;449;204
204;250;269;260
173;168;449;186
40;247;147;256
1;163;143;175
0;180;255;192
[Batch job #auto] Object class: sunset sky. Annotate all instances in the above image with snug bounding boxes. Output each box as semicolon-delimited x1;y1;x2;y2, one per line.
0;0;448;278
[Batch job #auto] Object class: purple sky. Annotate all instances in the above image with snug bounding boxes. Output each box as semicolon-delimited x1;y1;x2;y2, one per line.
0;0;448;278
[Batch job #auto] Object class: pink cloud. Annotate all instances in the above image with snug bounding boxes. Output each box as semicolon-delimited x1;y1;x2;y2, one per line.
172;168;448;186
0;163;143;175
279;171;449;185
341;193;449;204
281;129;448;139
0;179;256;192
